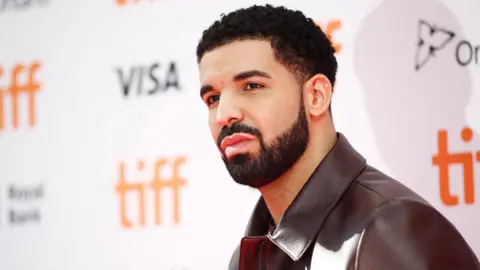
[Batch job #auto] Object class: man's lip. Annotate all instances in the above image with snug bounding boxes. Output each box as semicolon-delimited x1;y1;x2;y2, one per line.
220;133;256;151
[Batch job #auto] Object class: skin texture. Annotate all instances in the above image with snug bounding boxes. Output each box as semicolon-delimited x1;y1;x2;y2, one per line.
199;39;337;223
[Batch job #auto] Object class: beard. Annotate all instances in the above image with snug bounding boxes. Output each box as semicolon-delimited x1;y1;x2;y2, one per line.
216;103;309;188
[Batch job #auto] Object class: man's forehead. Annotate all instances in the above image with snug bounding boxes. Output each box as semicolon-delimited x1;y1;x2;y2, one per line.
203;39;273;59
199;40;277;82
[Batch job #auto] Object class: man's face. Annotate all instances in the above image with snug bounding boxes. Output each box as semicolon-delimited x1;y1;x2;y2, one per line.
198;40;309;188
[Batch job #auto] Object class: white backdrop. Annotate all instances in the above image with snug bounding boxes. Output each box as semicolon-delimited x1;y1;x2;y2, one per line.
0;0;479;269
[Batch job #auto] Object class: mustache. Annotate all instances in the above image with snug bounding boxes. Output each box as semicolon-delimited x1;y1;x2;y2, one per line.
217;122;262;149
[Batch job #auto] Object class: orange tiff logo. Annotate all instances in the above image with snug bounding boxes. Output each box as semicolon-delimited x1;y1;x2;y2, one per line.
0;62;41;131
115;157;187;228
317;20;342;54
432;127;479;206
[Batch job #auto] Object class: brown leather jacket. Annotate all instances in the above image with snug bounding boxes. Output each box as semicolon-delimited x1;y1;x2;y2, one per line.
228;133;480;270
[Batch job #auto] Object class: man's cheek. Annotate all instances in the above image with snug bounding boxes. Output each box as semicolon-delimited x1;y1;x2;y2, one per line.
208;121;218;142
212;133;220;147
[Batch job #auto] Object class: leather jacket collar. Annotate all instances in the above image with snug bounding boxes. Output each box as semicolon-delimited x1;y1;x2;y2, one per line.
243;133;367;261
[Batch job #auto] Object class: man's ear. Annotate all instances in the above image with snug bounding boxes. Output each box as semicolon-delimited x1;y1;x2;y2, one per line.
303;74;332;117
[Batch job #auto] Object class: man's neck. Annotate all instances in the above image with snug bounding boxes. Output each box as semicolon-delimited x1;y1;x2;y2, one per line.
259;129;337;224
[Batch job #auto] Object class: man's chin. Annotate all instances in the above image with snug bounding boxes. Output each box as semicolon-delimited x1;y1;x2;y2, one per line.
223;152;251;165
220;153;274;188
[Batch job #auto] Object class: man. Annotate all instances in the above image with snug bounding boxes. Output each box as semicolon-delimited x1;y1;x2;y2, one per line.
196;4;480;270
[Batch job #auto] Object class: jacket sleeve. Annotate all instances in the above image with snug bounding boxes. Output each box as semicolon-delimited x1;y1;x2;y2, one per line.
355;199;480;270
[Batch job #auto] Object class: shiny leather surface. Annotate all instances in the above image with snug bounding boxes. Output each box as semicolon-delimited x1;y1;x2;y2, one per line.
228;133;480;270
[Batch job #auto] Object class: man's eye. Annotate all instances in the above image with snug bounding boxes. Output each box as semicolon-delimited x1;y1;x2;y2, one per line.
206;94;220;105
244;83;263;90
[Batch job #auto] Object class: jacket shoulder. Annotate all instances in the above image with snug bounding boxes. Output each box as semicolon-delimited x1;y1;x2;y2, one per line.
352;165;425;203
317;165;426;247
355;198;480;270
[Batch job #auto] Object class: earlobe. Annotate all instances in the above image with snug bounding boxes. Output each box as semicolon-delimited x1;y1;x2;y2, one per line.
305;74;332;117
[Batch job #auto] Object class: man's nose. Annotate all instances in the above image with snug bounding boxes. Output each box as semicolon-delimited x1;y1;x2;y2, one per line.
216;92;243;127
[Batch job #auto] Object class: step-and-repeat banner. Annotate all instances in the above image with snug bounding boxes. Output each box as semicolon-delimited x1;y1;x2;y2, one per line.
1;0;479;269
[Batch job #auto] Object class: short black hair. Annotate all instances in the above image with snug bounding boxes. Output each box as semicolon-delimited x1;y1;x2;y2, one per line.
196;4;338;88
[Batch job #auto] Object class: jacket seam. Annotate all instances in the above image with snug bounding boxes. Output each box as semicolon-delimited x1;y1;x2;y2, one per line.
352;181;390;202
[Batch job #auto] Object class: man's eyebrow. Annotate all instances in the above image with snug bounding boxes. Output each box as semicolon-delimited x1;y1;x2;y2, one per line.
233;70;272;81
200;84;213;99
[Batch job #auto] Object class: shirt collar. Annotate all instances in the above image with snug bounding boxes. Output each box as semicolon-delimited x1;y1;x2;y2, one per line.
243;133;367;261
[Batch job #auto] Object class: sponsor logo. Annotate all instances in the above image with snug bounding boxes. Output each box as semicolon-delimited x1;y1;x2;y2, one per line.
0;62;42;131
115;61;181;98
317;19;342;54
0;0;49;13
415;19;479;71
432;127;479;206
1;183;45;227
115;157;187;228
